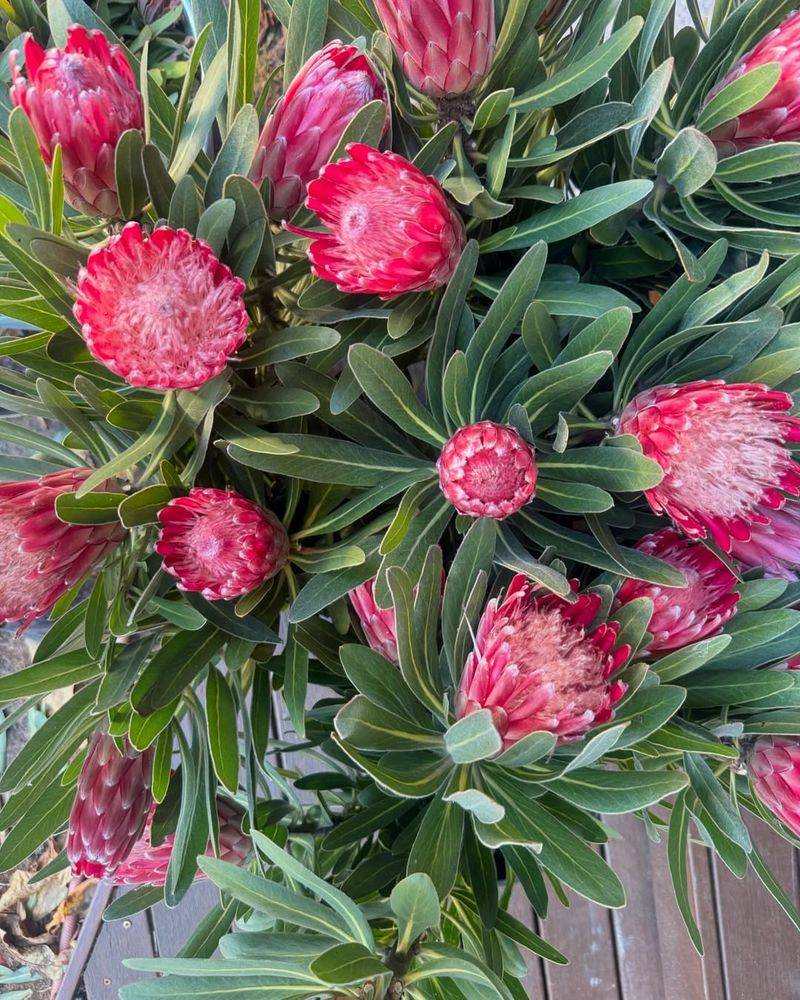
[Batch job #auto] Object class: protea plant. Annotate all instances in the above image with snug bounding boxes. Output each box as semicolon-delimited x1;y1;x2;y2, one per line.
251;41;389;221
0;470;124;630
10;25;143;215
748;736;800;838
349;577;400;663
67;732;154;879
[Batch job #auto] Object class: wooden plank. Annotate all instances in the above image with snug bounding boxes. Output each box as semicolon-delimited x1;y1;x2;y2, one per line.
150;881;221;957
82;890;155;999
688;838;727;1000
507;883;548;999
713;816;800;1000
538;858;621;1000
606;812;725;1000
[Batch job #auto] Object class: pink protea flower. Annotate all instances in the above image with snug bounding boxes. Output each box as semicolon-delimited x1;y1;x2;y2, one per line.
349;578;399;663
156;488;289;601
437;421;537;519
730;500;800;580
613;529;739;653
10;25;143;217
113;799;249;886
67;731;154;879
703;11;800;151
287;143;466;298
456;575;628;746
374;0;495;98
748;735;800;838
0;469;124;630
73;223;248;391
252;41;388;221
618;381;800;552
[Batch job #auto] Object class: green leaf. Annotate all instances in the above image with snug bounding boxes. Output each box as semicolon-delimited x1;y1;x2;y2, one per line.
348;344;446;446
390;874;441;954
444;710;502;764
609;684;686;748
552;768;688;814
0;781;73;872
685;754;751;852
131;625;226;715
407;788;465;899
8;106;50;231
444;787;505;824
0;651;99;703
114;128;148;220
658;127;717;197
442;518;497;665
284;0;329;86
653;635;732;682
387;565;446;719
170;46;228;182
206;106;259;204
283;630;309;740
493;731;557;769
165;721;210;906
684;669;793;709
667;791;704;954
513;351;614;433
310;943;386;986
696;63;780;133
537;445;663;491
205;667;239;794
340;644;432;725
335;695;443;752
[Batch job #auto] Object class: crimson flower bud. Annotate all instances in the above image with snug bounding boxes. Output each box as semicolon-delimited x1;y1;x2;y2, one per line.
67;731;154;879
0;469;124;631
437;421;538;520
252;41;389;221
349;578;400;664
457;575;628;746
288;143;466;298
619;381;800;552
374;0;495;98
156;488;289;601
10;26;144;216
613;529;739;653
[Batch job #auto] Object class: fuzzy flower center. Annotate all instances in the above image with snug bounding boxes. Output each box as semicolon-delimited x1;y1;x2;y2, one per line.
504;604;607;718
665;397;788;518
184;507;246;579
461;448;529;503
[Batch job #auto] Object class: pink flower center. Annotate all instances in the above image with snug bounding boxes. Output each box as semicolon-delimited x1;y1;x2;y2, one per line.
504;605;608;720
664;396;788;518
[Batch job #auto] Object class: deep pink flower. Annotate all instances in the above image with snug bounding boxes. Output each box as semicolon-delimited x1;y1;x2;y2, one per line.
704;11;800;151
67;731;154;879
10;25;143;216
730;500;800;580
349;577;399;664
252;41;388;221
619;381;800;552
0;469;124;630
456;575;628;747
437;421;537;519
374;0;495;98
73;223;248;391
614;529;739;653
749;735;800;838
288;143;466;298
113;799;249;886
156;488;289;601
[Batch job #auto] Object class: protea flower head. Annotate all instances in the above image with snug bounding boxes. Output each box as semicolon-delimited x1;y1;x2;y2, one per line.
113;799;249;886
10;25;144;216
67;731;154;879
373;0;495;98
618;381;800;552
73;223;248;391
156;488;289;601
703;11;800;151
748;735;800;838
730;500;800;580
613;528;739;653
349;578;399;664
287;143;466;298
456;574;628;746
252;41;389;221
437;421;537;519
0;469;124;630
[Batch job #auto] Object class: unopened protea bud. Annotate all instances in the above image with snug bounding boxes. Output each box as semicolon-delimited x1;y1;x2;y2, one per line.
619;381;800;552
730;499;800;580
156;488;289;601
288;143;466;298
10;26;144;216
703;11;800;151
67;731;154;879
0;469;124;630
456;575;628;746
613;529;739;653
73;223;248;391
349;578;399;663
113;799;249;886
748;736;800;837
252;41;389;221
437;421;537;519
374;0;495;98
